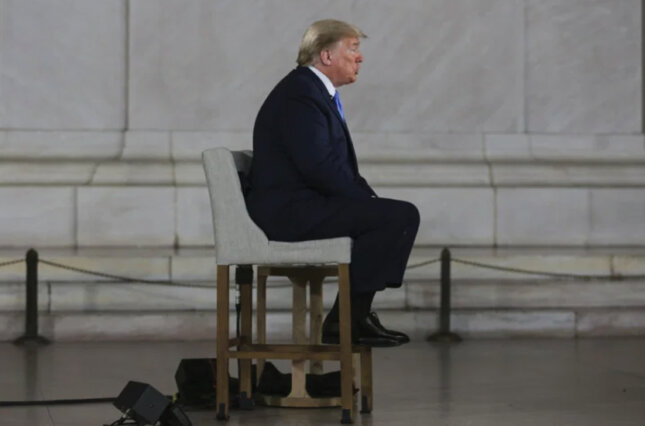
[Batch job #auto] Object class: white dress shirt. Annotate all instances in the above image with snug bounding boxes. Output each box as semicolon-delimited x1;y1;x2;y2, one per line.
308;65;336;98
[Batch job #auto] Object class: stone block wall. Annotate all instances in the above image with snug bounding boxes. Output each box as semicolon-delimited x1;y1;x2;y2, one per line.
0;0;643;249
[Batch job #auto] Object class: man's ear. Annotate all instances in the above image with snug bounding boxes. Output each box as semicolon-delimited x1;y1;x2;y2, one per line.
320;49;332;66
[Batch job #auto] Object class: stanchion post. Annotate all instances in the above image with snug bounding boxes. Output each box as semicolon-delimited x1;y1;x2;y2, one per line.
14;248;50;346
427;248;462;343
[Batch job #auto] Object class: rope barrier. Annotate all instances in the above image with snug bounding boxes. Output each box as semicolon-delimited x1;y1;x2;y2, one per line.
8;256;644;290
0;259;24;268
406;258;441;269
38;259;294;289
37;257;443;288
452;258;645;281
39;259;215;289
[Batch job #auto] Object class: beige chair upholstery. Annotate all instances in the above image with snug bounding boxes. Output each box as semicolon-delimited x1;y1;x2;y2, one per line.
202;148;351;265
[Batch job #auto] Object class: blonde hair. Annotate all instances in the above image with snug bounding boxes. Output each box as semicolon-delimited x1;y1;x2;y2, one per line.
296;19;366;66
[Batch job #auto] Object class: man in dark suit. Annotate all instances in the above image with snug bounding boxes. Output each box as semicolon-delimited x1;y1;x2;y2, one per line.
247;19;419;347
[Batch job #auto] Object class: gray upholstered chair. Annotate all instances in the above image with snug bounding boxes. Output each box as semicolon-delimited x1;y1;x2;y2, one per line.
202;147;372;424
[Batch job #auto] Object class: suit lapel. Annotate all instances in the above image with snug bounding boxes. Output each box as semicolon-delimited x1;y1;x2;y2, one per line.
299;67;350;134
298;67;360;173
325;94;350;133
322;91;359;172
298;68;360;172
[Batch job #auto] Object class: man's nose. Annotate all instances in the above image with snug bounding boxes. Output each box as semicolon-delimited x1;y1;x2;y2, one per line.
357;52;363;63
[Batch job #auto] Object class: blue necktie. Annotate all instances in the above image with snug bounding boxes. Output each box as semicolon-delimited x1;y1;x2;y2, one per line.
333;91;345;121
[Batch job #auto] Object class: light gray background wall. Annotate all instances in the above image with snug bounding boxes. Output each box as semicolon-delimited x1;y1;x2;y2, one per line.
0;0;643;248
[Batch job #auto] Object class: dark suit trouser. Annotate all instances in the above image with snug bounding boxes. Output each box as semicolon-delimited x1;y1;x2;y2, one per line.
284;197;420;295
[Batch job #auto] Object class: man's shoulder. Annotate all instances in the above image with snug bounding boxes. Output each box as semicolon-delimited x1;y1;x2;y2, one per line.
260;67;328;114
282;67;325;99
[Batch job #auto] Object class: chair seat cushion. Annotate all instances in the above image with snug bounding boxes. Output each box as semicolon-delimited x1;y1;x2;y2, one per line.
263;237;351;265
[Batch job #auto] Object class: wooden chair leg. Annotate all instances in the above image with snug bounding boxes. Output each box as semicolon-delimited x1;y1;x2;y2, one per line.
287;277;309;398
238;269;254;408
216;265;230;420
337;263;354;424
360;347;373;413
309;274;324;375
256;270;267;387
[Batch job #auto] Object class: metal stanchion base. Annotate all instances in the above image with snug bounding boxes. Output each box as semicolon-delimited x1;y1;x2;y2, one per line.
13;335;51;346
426;332;462;343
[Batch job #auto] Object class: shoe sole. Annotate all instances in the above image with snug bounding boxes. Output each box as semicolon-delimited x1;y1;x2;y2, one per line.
322;335;402;348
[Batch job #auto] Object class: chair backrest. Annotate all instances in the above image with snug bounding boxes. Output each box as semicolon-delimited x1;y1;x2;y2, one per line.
202;148;269;264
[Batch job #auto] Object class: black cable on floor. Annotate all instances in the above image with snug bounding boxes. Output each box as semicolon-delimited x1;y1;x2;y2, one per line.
0;397;115;407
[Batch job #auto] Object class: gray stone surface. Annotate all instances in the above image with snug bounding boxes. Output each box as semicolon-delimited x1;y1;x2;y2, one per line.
37;255;171;281
613;255;645;275
0;131;122;160
0;0;126;129
172;131;252;161
408;279;645;309
176;187;214;246
0;314;22;341
526;0;641;133
0;162;95;185
446;254;611;280
529;135;645;161
350;0;522;133
379;187;495;245
577;309;645;336
362;163;490;187
0;187;75;246
121;131;171;160
485;134;645;162
90;162;174;185
354;133;485;161
49;282;216;312
77;187;175;246
0;282;48;311
590;189;645;245
174;163;206;185
40;311;218;341
0;257;25;281
492;164;645;187
497;188;590;245
485;134;532;161
170;256;218;282
451;310;576;338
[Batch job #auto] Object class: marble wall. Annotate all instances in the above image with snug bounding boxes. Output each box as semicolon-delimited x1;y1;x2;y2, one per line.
0;0;126;129
527;0;641;133
0;0;643;248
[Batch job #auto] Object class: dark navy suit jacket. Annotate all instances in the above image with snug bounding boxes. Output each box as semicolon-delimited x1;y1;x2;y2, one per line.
247;66;375;241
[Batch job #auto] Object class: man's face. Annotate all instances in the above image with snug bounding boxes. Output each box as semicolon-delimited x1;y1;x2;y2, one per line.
326;37;363;87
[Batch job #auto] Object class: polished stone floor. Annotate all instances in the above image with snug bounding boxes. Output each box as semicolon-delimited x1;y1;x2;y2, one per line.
1;338;644;425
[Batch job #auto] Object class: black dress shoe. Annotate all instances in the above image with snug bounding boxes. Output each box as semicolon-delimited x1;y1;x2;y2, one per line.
368;311;410;343
322;315;402;347
355;314;403;347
